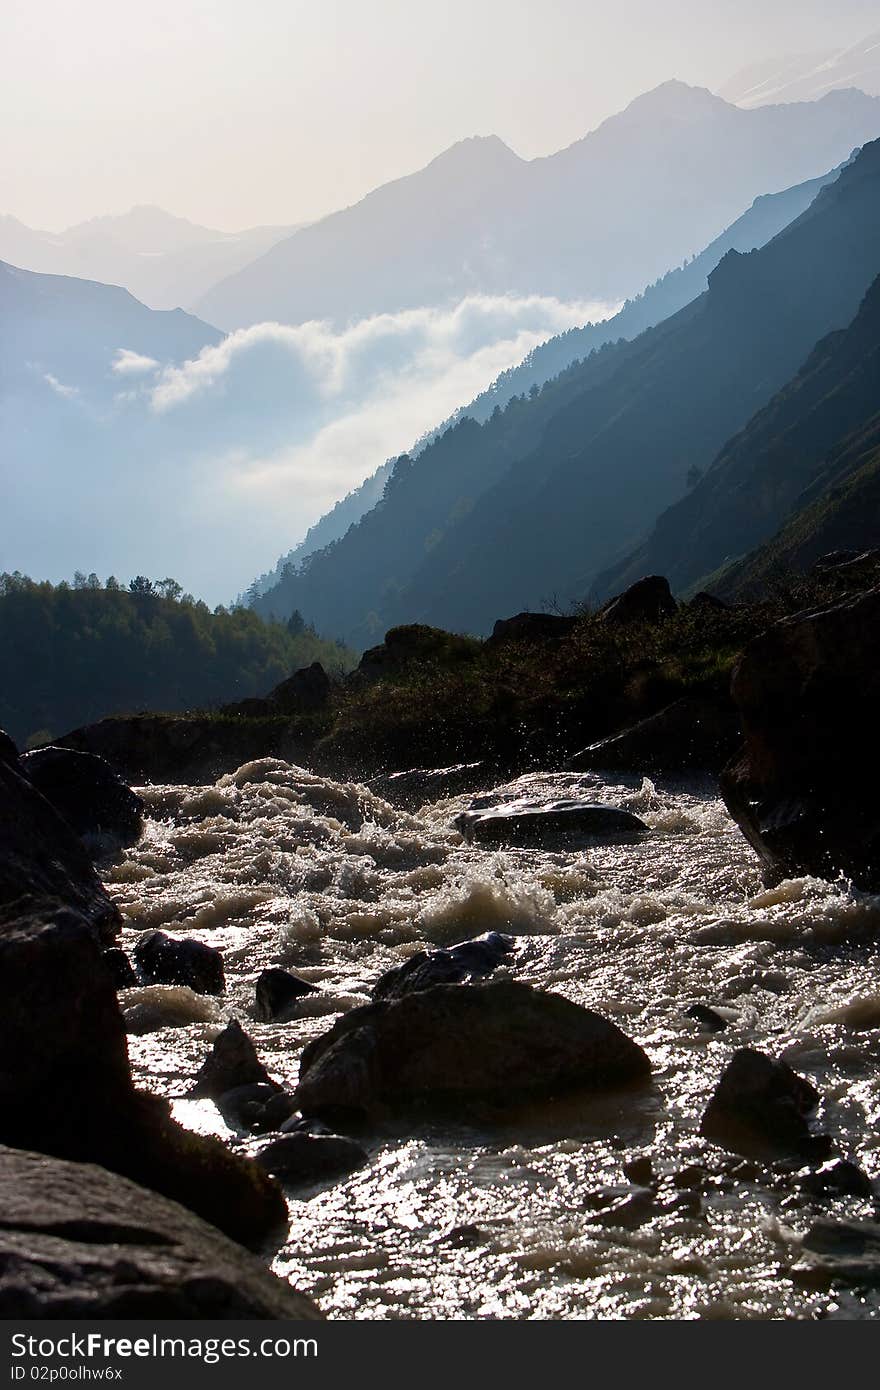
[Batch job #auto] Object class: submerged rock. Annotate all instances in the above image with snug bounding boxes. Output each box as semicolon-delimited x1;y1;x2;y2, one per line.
720;583;880;891
254;966;318;1022
700;1048;828;1157
0;1145;321;1318
191;1020;278;1100
296;979;651;1122
0;756;121;944
21;746;144;847
455;798;647;847
255;1133;368;1183
800;1220;880;1284
134;929;225;995
569;698;740;776
372;932;514;1002
216;1084;297;1133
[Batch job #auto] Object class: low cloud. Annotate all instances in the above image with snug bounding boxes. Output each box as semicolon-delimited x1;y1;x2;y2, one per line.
112;348;160;376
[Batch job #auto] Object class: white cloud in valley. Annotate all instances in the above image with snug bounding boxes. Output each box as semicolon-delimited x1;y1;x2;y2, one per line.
112;348;160;375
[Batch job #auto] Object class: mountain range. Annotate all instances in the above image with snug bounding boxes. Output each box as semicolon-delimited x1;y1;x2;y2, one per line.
721;29;880;108
196;83;880;331
252;138;880;644
0;206;298;311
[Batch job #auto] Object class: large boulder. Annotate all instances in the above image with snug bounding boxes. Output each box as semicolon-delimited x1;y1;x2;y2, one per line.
0;1146;321;1318
569;698;741;775
601;576;677;627
487;612;577;645
720;584;880;890
357;625;478;682
134;929;225;995
295;980;651;1122
0;909;286;1248
21;746;144;847
455;797;647;847
0;757;120;944
190;1020;277;1100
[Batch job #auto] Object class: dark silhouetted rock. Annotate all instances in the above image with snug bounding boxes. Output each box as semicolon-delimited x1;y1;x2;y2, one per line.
801;1220;880;1284
21;746;144;846
688;591;728;611
0;909;286;1248
216;1084;297;1134
569;698;740;775
455;798;647;847
0;729;19;767
700;1048;827;1156
684;1003;729;1033
720;584;880;890
357;625;478;682
268;662;331;712
255;1133;368;1183
254;967;318;1022
0;1146;321;1319
134;929;225;995
368;761;486;809
487;612;577;645
191;1020;277;1100
103;947;138;989
797;1160;874;1199
372;932;514;1003
0;757;121;944
296;979;651;1122
601;576;677;627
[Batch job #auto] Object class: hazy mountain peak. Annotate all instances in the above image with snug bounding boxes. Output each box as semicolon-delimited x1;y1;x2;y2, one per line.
426;133;522;169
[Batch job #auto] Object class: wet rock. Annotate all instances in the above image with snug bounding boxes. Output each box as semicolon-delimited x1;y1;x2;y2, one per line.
134;929;225;995
487;612;577;645
254;1133;368;1183
455;798;647;847
372;932;514;1003
367;761;486;810
254;966;318;1022
684;1004;730;1033
216;1084;297;1134
569;698;740;776
21;746;144;847
623;1155;654;1186
600;575;677;627
191;1020;278;1100
0;1145;321;1318
700;1048;828;1156
103;946;138;989
720;583;880;891
0;909;286;1248
588;1186;657;1229
296;979;651;1123
435;1222;484;1247
267;662;331;712
0;756;121;945
801;1220;880;1284
797;1160;874;1200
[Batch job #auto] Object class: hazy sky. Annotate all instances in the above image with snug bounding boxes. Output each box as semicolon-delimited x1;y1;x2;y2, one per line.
2;0;878;231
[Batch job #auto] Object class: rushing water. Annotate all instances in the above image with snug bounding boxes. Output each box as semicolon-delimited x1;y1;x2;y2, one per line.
104;758;880;1319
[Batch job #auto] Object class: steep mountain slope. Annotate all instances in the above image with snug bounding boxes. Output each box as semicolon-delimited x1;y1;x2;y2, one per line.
0;206;297;311
256;139;880;644
721;29;880;107
0;259;221;400
600;262;880;599
197;85;880;330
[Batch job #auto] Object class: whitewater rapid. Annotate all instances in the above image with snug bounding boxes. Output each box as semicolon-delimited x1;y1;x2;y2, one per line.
104;759;880;1319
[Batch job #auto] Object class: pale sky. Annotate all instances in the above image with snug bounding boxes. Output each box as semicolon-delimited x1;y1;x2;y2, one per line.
2;0;878;231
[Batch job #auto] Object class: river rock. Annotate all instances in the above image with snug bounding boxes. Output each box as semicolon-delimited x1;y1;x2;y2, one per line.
601;575;677;626
800;1220;880;1284
191;1020;278;1100
720;584;880;891
0;908;286;1247
216;1083;297;1133
20;746;144;847
255;1133;368;1183
296;979;651;1122
455;798;647;847
569;698;740;775
372;932;514;1002
134;929;225;995
700;1048;827;1156
103;946;138;989
254;966;318;1022
0;1146;321;1318
0;756;121;944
